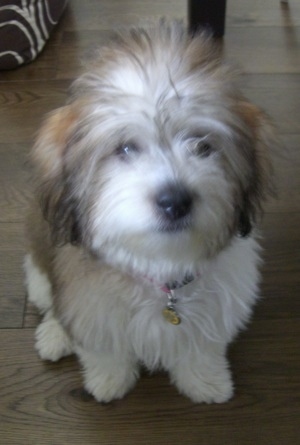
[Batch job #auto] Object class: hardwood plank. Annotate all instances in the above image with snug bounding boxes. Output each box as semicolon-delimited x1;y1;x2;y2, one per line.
0;222;26;328
223;26;300;74
227;0;300;27
0;222;26;251
0;251;25;328
0;328;299;445
262;212;300;270
239;73;300;90
63;0;186;31
0;82;69;143
255;212;300;321
0;143;32;222
242;86;300;135
238;75;300;135
266;135;300;213
239;74;300;134
57;30;112;80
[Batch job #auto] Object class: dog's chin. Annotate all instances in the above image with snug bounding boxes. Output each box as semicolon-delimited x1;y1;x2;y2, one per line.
90;222;223;284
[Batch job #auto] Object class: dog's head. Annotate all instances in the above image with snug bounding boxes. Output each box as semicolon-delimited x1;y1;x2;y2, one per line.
32;23;274;279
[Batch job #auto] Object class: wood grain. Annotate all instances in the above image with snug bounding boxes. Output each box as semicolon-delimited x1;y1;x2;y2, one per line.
0;223;26;328
0;83;69;143
227;0;300;27
0;0;299;443
0;328;299;445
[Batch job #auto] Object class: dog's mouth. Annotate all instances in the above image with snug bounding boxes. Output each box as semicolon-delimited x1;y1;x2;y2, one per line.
157;217;192;233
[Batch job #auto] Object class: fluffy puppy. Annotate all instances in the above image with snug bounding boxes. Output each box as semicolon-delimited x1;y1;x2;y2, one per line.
24;22;274;404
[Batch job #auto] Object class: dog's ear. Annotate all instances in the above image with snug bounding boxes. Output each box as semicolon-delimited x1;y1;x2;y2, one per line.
32;105;82;245
235;101;274;237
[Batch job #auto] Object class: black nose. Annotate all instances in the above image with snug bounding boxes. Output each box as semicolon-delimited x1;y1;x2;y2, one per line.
156;184;193;221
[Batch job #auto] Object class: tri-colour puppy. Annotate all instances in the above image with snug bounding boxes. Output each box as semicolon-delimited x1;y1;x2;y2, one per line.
25;22;274;404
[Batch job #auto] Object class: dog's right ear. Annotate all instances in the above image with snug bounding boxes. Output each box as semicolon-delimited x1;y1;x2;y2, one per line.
234;101;275;238
32;105;81;245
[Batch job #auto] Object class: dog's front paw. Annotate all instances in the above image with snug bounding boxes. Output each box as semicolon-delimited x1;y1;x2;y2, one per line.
170;358;234;404
83;368;139;403
78;349;139;403
35;315;73;362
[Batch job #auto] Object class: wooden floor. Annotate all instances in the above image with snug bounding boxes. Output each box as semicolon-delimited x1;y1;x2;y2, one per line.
0;1;299;443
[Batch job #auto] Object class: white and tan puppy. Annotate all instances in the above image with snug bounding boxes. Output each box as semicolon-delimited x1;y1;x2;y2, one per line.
24;22;274;404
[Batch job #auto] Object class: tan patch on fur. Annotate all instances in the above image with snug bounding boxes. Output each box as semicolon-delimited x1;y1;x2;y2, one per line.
25;198;53;276
237;100;274;197
44;106;78;148
32;105;80;177
236;101;261;130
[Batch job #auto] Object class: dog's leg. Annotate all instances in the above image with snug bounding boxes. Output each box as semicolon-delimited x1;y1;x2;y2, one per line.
35;310;73;361
24;253;73;361
169;347;233;404
76;347;140;403
24;253;52;314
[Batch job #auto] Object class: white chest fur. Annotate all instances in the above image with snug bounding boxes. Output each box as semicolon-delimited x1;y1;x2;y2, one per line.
52;236;261;371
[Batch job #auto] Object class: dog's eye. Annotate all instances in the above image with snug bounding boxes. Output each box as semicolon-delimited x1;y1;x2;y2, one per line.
189;136;213;158
194;138;213;158
115;143;140;159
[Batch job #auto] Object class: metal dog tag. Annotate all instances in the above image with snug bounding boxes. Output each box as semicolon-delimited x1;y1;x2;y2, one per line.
162;307;181;325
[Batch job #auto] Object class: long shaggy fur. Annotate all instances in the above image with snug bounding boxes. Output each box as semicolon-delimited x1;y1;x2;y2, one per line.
25;22;274;404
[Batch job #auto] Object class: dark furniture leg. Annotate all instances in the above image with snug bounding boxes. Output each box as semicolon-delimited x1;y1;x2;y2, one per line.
188;0;227;37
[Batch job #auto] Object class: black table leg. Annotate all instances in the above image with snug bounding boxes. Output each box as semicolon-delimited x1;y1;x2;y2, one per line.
188;0;227;37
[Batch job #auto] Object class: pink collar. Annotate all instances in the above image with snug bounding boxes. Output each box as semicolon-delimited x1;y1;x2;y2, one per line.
141;272;199;326
145;273;198;294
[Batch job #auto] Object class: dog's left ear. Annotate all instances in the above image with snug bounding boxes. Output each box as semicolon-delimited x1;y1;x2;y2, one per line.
235;101;274;237
31;105;82;245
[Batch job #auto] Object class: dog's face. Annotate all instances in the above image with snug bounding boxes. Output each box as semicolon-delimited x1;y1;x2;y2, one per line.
32;24;273;279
